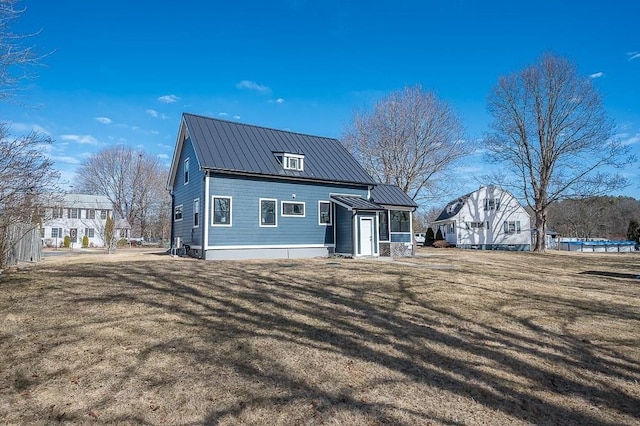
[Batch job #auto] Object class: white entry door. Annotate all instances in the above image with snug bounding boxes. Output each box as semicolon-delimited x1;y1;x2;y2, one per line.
360;217;374;256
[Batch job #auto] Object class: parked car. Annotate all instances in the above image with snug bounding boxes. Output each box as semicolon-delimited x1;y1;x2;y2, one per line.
414;233;426;246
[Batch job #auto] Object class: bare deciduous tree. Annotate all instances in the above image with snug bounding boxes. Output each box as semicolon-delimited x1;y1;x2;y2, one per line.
485;53;633;252
0;0;45;100
73;146;170;239
0;125;60;266
342;84;467;202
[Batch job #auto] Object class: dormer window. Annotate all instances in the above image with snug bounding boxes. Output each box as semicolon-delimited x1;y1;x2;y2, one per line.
283;153;304;171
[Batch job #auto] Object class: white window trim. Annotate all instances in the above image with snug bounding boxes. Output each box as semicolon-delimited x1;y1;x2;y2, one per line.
318;200;332;226
174;204;183;222
193;198;200;228
184;157;190;185
212;195;232;227
281;201;305;217
259;198;278;227
283;153;304;171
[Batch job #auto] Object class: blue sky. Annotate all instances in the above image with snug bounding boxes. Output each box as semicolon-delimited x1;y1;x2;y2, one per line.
2;0;639;204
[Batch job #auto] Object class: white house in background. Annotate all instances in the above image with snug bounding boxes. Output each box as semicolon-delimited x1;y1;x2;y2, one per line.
432;185;532;251
41;194;131;248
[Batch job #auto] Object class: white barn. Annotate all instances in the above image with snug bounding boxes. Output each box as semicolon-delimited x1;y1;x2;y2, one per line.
432;185;532;251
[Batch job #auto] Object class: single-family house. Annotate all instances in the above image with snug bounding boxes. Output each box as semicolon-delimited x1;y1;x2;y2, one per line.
432;185;531;251
41;194;130;248
166;113;417;260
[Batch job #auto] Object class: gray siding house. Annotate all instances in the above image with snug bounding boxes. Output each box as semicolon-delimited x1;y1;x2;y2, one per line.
167;113;417;260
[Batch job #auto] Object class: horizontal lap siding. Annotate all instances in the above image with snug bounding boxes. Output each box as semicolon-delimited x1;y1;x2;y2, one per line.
172;137;204;247
208;174;367;247
335;205;353;254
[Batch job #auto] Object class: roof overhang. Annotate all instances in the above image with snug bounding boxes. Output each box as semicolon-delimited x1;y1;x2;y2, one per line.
330;195;385;211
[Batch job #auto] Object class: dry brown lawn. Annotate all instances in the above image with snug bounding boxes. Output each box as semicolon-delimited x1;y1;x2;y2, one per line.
1;248;639;425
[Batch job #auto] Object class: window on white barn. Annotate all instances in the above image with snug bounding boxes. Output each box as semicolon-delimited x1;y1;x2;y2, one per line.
484;198;500;211
503;221;521;234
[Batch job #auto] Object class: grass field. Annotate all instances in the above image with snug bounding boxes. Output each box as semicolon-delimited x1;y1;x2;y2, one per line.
1;249;639;425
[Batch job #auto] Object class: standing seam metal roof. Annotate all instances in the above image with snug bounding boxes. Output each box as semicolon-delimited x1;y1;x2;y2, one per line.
330;195;385;211
184;113;376;185
370;184;417;208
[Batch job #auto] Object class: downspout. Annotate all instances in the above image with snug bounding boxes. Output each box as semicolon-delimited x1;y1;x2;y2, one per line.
202;170;210;259
352;209;358;256
169;189;175;250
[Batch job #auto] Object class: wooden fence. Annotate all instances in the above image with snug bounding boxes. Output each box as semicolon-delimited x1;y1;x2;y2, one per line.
1;223;42;267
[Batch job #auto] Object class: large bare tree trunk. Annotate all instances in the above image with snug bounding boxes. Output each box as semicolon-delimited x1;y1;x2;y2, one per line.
534;208;547;252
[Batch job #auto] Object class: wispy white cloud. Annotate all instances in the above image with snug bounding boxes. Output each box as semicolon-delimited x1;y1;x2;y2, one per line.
233;115;241;120
8;122;50;135
218;112;229;117
627;51;640;61
50;155;81;165
158;94;180;103
146;109;159;118
589;72;604;79
61;134;99;145
157;153;170;159
95;116;112;124
620;133;640;146
236;80;271;95
269;98;285;104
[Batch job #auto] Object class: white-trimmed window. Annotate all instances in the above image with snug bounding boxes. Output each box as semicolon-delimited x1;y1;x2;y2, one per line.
318;201;332;225
467;221;488;229
283;154;304;171
52;207;63;219
282;201;305;217
484;198;500;211
51;227;62;238
212;196;232;226
100;210;108;220
87;209;95;219
390;210;410;232
193;198;200;228
260;198;277;227
503;221;521;234
174;205;183;221
69;208;79;219
184;158;190;184
84;228;95;238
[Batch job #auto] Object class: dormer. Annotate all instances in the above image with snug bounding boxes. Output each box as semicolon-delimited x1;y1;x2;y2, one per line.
274;152;305;171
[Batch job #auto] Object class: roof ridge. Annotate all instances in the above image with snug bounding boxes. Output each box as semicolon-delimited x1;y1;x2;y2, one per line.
183;112;340;141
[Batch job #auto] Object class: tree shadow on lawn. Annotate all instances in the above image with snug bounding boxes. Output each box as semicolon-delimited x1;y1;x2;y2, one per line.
5;259;640;425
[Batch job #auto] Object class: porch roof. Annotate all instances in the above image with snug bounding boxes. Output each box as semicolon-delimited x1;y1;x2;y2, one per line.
330;195;385;211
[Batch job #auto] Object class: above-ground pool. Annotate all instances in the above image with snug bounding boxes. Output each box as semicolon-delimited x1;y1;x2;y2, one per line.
559;241;637;252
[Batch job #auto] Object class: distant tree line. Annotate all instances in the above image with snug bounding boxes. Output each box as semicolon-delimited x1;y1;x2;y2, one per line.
547;196;640;240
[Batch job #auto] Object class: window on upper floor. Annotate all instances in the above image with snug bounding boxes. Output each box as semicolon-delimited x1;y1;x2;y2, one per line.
318;201;332;225
283;154;304;171
212;196;232;226
282;201;305;217
100;210;108;220
484;198;500;211
184;158;190;185
52;207;63;219
260;199;277;227
69;208;79;219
